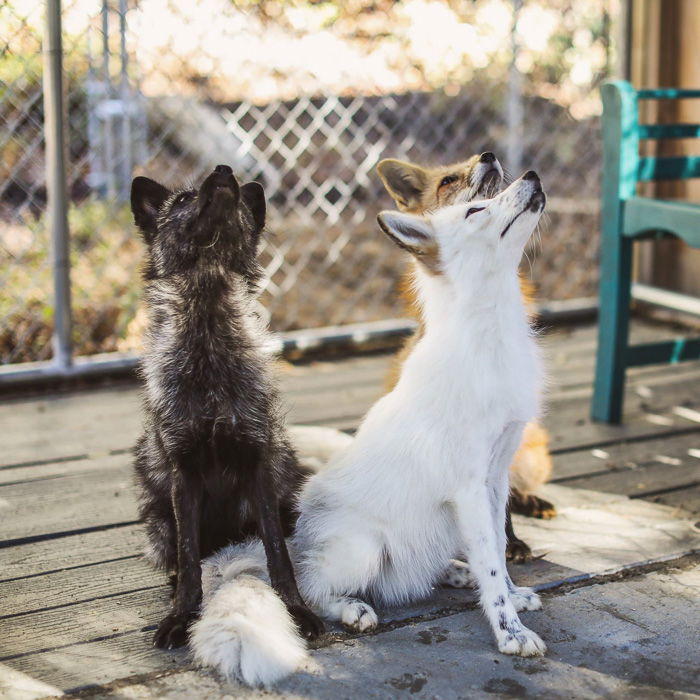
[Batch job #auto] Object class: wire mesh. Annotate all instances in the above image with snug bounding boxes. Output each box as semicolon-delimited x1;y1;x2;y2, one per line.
0;0;610;365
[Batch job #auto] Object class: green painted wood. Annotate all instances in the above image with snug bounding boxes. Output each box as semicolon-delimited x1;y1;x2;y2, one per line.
637;155;700;181
638;123;700;139
637;88;700;99
592;81;638;423
622;197;700;247
626;338;700;366
593;81;700;423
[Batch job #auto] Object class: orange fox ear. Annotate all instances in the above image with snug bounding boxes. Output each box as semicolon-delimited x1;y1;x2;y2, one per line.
376;159;428;211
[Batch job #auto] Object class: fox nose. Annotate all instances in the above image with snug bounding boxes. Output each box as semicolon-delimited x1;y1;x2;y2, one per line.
214;164;233;175
522;170;539;181
480;152;496;164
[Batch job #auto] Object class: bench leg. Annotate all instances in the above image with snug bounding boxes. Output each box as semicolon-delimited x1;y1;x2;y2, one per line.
592;235;632;424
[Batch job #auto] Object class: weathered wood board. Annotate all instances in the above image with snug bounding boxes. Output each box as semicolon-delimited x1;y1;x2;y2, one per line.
1;319;700;695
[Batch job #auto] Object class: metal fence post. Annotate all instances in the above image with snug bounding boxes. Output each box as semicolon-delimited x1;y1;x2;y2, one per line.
507;0;523;177
43;0;73;370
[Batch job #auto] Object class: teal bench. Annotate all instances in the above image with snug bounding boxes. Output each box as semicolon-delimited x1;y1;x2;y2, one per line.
592;81;700;423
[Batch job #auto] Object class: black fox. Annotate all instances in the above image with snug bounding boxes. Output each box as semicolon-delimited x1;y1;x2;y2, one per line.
131;165;324;649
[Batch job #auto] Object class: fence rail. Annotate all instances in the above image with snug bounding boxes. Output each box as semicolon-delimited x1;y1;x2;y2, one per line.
1;0;610;379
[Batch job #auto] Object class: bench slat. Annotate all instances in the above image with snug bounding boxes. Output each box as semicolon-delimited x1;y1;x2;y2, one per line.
626;338;700;367
622;197;700;247
639;124;700;139
637;88;700;99
637;156;700;181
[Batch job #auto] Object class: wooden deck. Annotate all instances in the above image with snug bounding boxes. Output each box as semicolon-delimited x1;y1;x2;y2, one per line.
1;319;700;696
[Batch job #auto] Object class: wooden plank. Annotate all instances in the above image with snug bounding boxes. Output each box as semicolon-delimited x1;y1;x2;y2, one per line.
0;355;392;469
0;320;675;465
551;430;700;481
279;353;392;393
7;438;697;618
12;371;697;490
648;483;700;516
0;588;169;659
3;349;700;487
5;628;187;694
0;456;137;543
560;459;700;500
546;365;700;452
0;319;687;469
286;382;384;426
0;557;160;619
0;387;143;469
547;351;700;394
0;525;144;582
292;364;700;436
0;453;126;486
542;319;677;352
7;480;700;694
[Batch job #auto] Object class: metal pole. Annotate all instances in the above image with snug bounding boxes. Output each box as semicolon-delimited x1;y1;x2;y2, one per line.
506;0;524;177
43;0;73;370
102;0;115;199
118;0;132;201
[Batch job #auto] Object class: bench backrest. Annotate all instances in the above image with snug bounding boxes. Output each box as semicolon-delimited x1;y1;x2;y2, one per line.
602;81;700;202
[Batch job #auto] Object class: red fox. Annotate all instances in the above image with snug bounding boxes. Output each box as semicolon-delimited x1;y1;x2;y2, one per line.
377;153;556;562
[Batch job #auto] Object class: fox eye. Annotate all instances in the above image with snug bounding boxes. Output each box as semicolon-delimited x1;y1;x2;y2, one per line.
173;193;189;206
439;175;458;188
465;207;485;219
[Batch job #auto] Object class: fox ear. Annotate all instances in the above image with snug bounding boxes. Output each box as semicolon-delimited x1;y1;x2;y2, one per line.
131;177;171;243
377;210;437;262
240;181;266;236
376;159;428;211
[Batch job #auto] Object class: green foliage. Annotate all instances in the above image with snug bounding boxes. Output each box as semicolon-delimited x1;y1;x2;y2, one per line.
1;199;143;363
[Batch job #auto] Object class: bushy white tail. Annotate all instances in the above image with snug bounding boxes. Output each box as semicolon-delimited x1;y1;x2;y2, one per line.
288;425;353;472
190;542;306;687
190;427;352;686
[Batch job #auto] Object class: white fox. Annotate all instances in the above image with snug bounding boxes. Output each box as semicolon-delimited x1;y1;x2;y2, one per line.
191;171;548;685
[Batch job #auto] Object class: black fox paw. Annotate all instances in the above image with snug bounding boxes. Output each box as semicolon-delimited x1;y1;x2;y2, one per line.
288;604;325;640
510;493;557;520
527;495;557;520
153;610;197;649
506;537;533;564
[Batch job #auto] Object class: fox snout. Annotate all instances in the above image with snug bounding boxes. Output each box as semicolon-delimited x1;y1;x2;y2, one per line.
199;165;239;211
520;171;546;213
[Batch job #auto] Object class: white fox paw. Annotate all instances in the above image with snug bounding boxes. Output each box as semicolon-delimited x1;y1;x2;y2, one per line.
441;559;472;589
340;600;378;632
509;586;542;612
497;626;547;657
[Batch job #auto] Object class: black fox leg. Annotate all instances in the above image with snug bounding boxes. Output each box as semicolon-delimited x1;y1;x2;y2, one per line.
153;464;203;649
505;506;532;563
254;454;325;639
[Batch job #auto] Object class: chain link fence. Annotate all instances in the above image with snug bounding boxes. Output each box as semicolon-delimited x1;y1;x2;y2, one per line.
1;0;611;367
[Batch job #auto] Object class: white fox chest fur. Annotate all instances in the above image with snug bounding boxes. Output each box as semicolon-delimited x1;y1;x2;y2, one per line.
294;264;542;606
